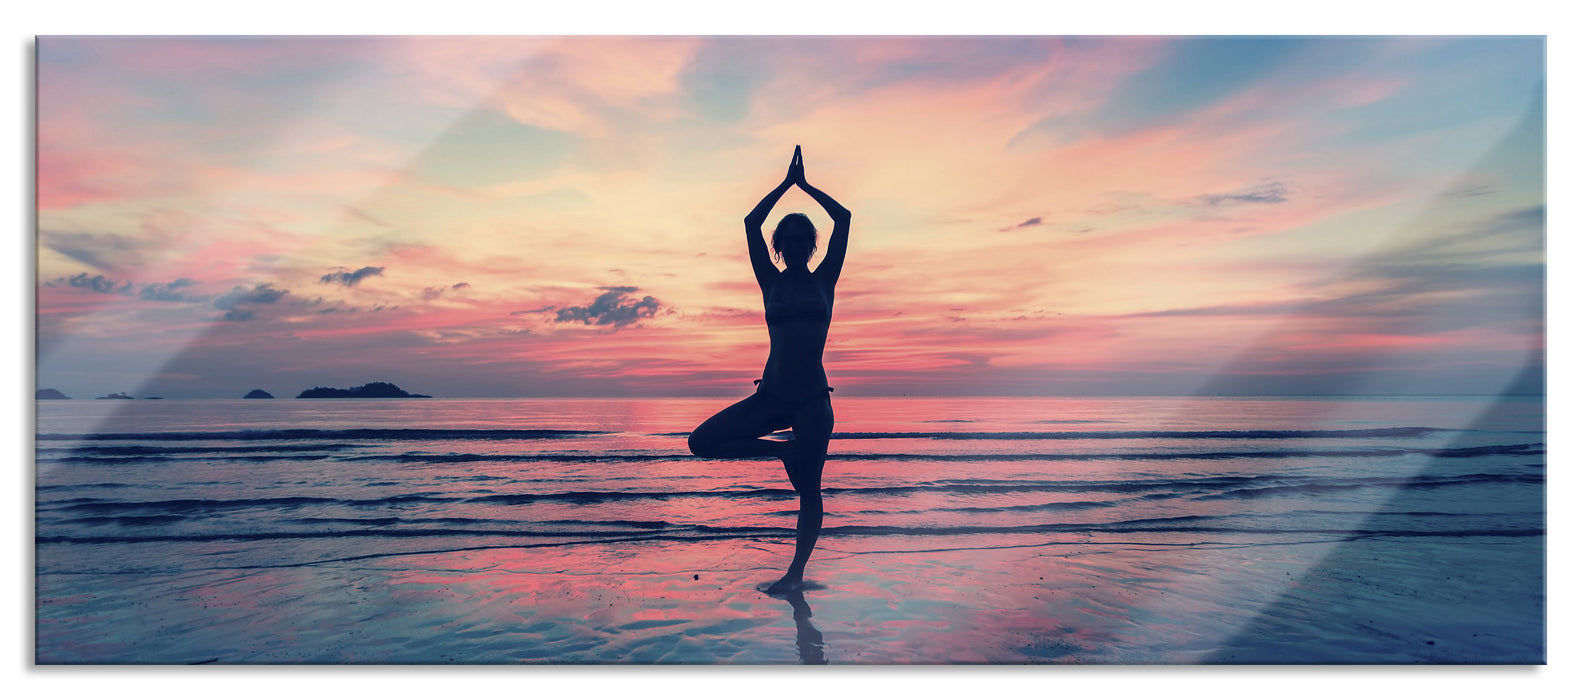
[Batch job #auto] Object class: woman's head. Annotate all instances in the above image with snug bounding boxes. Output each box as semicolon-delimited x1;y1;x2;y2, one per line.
772;213;817;265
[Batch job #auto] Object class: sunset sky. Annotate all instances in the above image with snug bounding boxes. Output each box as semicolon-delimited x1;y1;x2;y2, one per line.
35;36;1545;398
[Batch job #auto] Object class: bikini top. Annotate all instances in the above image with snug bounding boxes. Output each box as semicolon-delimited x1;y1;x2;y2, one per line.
764;272;831;326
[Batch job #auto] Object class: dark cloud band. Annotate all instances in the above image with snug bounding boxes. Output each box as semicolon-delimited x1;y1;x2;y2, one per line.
320;266;385;287
549;286;663;328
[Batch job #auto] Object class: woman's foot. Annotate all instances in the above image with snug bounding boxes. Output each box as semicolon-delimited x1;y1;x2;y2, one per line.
764;573;805;595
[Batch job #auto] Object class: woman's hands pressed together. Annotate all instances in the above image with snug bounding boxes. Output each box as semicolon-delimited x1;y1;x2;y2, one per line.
786;145;806;187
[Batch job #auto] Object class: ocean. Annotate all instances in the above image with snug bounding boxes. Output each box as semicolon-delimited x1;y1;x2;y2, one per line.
34;395;1545;664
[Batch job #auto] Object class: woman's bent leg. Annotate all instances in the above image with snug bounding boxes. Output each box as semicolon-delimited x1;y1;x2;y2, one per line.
687;394;790;459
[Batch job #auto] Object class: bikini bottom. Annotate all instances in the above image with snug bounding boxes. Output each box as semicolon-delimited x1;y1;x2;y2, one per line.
751;379;833;424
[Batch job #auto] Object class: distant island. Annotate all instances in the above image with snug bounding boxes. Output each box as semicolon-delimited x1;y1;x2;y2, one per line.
296;382;431;399
36;388;70;400
96;392;135;400
244;389;275;399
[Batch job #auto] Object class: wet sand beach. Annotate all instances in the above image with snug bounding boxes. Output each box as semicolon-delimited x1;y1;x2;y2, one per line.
38;526;1541;664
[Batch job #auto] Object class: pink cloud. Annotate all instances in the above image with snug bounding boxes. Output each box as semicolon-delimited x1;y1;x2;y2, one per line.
36;150;137;210
486;37;702;136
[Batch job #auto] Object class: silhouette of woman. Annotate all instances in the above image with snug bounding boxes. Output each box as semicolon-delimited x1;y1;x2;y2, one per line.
688;145;851;594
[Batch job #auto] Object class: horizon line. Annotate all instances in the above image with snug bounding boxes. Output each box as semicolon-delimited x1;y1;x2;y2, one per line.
34;393;1547;400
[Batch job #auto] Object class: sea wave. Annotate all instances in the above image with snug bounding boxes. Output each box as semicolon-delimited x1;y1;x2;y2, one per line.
35;443;361;456
37;471;1541;516
651;427;1457;440
37;428;608;442
34;443;1546;465
35;520;1544;546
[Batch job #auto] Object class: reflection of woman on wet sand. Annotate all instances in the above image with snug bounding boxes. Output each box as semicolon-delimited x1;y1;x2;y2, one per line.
689;145;850;594
784;590;827;664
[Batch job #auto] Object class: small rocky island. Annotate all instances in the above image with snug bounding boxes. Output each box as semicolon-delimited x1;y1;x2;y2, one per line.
244;389;275;399
296;382;431;399
96;392;135;400
36;388;71;400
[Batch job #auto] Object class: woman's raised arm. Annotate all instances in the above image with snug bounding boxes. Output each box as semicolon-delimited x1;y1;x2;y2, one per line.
796;155;850;287
744;154;798;292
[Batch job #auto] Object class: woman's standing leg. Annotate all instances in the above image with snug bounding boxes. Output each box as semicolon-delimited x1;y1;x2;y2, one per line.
771;394;834;591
